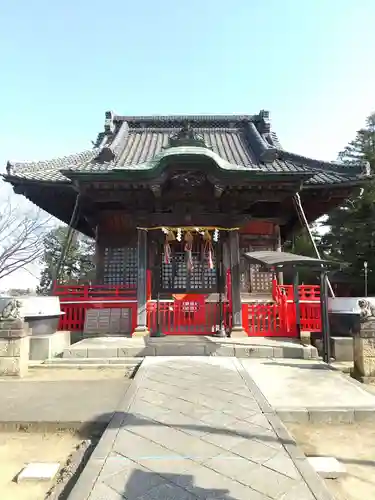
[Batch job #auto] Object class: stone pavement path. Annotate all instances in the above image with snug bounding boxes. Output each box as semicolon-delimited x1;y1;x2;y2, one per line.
0;378;131;428
71;357;333;500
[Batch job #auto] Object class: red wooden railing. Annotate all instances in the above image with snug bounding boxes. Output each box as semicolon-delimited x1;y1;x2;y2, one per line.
58;301;137;332
53;273;323;336
276;281;321;333
53;282;137;300
53;281;137;331
147;300;231;335
242;302;291;337
277;284;320;301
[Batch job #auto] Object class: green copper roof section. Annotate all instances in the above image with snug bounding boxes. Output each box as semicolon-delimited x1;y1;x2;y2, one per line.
114;146;261;172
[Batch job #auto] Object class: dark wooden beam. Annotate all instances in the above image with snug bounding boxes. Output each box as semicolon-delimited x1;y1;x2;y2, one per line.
134;213;253;228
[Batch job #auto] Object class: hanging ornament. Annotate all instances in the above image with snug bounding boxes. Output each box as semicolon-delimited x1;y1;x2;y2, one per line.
184;230;194;272
176;228;182;242
166;230;175;242
164;240;172;264
163;229;175;264
203;230;214;270
213;228;219;242
203;230;211;241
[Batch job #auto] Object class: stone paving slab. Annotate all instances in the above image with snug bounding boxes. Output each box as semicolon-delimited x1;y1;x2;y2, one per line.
68;357;333;500
240;358;375;423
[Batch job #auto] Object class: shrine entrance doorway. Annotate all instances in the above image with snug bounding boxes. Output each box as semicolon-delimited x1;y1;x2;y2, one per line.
148;232;228;335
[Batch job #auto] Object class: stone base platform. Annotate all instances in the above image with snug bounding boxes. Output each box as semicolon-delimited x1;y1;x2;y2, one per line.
57;335;318;360
241;358;375;423
29;331;71;361
313;336;353;362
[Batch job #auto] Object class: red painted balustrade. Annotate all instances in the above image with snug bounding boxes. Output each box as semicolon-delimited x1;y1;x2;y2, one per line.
53;283;137;300
53;280;139;332
146;298;231;335
53;271;322;335
274;280;321;333
58;301;137;332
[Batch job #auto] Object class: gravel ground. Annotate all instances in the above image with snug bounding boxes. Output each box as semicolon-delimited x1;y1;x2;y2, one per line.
287;422;375;500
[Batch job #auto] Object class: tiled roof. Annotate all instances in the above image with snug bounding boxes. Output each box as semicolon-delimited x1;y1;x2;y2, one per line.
5;150;99;183
3;111;368;186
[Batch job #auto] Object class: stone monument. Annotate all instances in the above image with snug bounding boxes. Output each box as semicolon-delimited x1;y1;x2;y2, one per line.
352;299;375;383
0;298;30;377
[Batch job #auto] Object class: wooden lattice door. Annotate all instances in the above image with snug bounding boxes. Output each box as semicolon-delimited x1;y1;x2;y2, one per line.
159;242;217;293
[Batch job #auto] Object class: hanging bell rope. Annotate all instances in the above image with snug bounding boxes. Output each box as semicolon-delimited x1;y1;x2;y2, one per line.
203;230;214;270
184;231;194;272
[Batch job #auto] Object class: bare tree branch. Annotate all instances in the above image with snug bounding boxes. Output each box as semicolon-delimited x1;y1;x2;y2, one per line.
0;199;52;282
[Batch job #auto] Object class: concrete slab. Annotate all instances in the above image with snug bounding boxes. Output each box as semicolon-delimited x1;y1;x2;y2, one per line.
307;456;346;479
239;358;375;422
17;462;60;482
68;357;333;500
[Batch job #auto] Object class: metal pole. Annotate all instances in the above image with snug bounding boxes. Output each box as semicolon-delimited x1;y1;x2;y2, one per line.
293;193;335;297
320;270;331;364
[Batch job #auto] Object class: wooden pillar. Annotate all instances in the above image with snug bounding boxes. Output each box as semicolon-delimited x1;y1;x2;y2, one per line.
133;228;150;337
95;226;104;284
229;231;247;337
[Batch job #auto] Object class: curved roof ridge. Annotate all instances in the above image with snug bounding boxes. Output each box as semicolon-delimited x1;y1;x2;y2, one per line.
112;114;257;122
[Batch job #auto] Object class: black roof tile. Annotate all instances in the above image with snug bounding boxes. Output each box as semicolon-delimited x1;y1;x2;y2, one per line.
3;111;368;187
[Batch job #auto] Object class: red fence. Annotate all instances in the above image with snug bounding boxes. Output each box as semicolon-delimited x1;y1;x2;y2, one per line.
277;283;321;333
54;282;137;331
58;301;137;332
147;300;231;335
53;283;137;300
54;274;322;336
277;284;320;301
242;302;292;337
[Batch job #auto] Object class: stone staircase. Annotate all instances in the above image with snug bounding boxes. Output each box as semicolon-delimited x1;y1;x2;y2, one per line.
38;336;318;368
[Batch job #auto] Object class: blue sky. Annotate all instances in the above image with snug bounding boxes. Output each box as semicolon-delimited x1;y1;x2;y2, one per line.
1;0;375;288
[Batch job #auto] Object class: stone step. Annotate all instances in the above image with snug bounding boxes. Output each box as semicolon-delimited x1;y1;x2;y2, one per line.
42;357;142;366
59;338;317;360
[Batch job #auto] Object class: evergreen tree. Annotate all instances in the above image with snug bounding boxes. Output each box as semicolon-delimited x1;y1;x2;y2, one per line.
322;112;375;295
37;226;95;295
282;224;323;284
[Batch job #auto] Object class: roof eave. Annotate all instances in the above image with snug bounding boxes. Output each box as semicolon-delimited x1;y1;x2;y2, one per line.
278;150;367;176
302;177;370;190
2;174;72;188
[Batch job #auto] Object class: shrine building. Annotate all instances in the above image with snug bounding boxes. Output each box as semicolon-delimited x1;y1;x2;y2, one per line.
3;111;368;338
